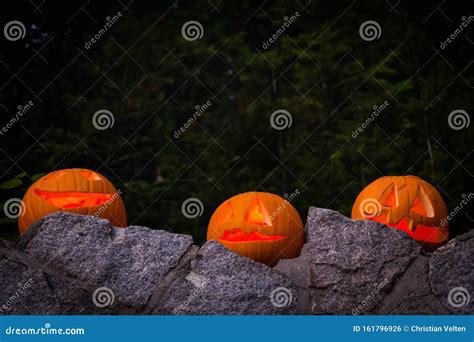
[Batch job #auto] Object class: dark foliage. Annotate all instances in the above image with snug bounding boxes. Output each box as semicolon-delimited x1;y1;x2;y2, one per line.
1;0;472;243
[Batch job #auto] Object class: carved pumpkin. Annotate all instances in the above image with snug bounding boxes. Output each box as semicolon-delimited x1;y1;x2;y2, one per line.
207;192;304;266
18;168;127;234
351;175;448;250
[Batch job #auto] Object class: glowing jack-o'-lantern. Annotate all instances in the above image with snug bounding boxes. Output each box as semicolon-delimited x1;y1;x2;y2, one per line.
18;168;127;234
207;192;304;266
351;175;448;250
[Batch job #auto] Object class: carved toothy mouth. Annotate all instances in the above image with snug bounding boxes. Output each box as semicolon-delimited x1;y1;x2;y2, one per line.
219;228;285;242
34;189;112;209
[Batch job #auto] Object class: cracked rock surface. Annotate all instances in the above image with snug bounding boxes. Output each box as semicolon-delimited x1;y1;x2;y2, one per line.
0;209;472;315
153;241;299;315
17;212;194;308
304;207;473;315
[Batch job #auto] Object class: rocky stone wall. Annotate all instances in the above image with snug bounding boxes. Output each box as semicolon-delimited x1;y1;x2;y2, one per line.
1;208;472;315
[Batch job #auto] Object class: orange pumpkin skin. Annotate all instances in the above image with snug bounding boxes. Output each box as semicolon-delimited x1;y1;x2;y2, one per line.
18;168;127;234
351;175;448;250
207;192;304;266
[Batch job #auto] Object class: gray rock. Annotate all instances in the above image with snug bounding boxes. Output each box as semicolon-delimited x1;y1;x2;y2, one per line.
17;212;194;308
373;255;449;314
429;230;474;314
3;209;471;315
305;207;421;314
273;244;311;312
152;241;300;314
0;248;106;315
274;244;311;289
373;230;473;315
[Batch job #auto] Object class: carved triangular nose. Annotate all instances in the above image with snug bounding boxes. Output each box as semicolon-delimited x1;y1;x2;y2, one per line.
245;198;272;226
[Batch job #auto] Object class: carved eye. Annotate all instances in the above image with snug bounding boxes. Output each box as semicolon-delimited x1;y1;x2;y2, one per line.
411;186;434;217
245;197;272;226
382;185;397;207
215;200;233;225
79;170;103;181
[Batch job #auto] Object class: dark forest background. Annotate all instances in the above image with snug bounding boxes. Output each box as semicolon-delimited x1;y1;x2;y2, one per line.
1;0;472;243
